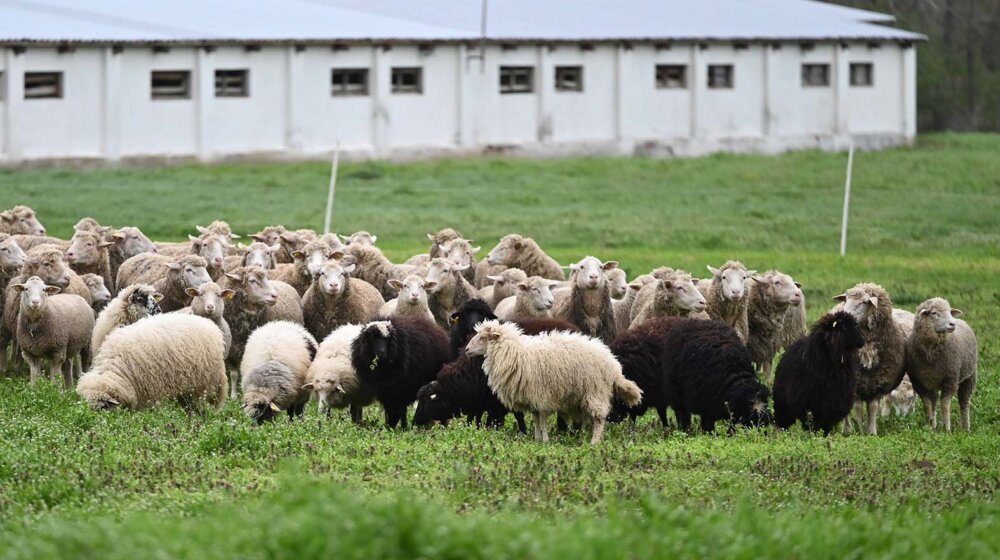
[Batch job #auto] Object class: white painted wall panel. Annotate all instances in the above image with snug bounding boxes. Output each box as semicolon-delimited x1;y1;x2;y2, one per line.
118;48;198;156
202;47;286;155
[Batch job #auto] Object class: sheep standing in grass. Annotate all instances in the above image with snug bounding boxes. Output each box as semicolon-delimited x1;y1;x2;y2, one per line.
240;321;318;424
221;266;280;398
481;234;564;286
629;270;708;329
346;244;417;300
77;313;227;411
178;282;234;358
494;276;559;321
302;260;384;341
772;312;866;435
880;374;917;417
466;320;641;444
304;324;375;423
13;276;95;388
700;261;755;342
478;268;527;310
424;258;478;329
905;297;978;431
351;316;451;428
91;284;162;356
0;236;27;366
378;274;435;323
746;270;803;381
608;316;684;428
553;256;619;344
80;273;112;315
65;229;115;293
0;206;46;236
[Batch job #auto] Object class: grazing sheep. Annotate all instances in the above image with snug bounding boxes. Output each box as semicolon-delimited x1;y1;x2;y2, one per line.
351;316;451;428
13;276;95;388
478;268;527;309
659;318;772;433
482;234;564;284
833;283;906;435
178;282;234;358
904;297;978;431
240;321;318;424
345;244;417;300
91;284;163;356
608;316;684;428
302;260;384;341
76;313;227;411
880;374;916;417
700;261;755;342
303;324;375;423
466;320;641;444
378;274;435;323
80;273;112;314
65;229;115;292
552;256;620;344
249;225;290;262
746;270;803;381
772;312;866;435
106;227;157;283
494;276;559;321
220;266;280;398
629;270;708;330
0;206;46;236
424;258;478;329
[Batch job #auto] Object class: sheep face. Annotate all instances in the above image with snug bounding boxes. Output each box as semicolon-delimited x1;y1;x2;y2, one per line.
129;286;164;316
355;321;397;369
66;231;113;266
754;272;802;307
606;268;628;299
240;242;278;270
294;244;342;278
186;282;233;320
570;256;617;290
916;297;961;334
446;240;479;271
485;234;522;266
413;381;449;426
340;231;377;246
389;275;429;306
817;311;865;357
227;268;278;307
425;258;466;289
517;277;558;312
169;257;212;291
250;226;287;247
82;274;112;304
316;261;355;296
833;285;881;325
1;206;46;236
708;263;755;301
465;321;505;357
73;217;108;233
112;227;157;258
658;274;707;313
13;276;61;313
23;251;71;288
189;234;229;270
0;236;27;269
449;300;497;349
304;371;349;413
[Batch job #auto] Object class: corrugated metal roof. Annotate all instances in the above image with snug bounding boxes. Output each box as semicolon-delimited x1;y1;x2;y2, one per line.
0;0;926;45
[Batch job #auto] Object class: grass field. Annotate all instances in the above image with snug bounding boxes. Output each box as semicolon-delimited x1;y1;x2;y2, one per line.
1;133;999;558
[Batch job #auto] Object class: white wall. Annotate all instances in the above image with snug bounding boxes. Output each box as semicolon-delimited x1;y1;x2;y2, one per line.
542;45;617;143
118;49;198;156
768;44;837;136
840;43;906;135
380;45;459;148
620;45;695;141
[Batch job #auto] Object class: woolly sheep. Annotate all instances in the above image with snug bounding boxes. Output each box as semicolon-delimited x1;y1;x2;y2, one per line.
157;232;233;280
608;316;686;428
443;238;480;285
240;321;318;424
629;270;707;330
271;239;341;296
879;374;916;417
106;227;157;283
905;297;978;431
378;274;435;323
65;229;115;293
746;270;803;382
339;231;377;246
606;268;628;300
0;205;46;236
117;252;210;293
613;276;651;334
77;313;227;411
80;273;112;314
700;261;755;342
345;243;417;300
478;268;527;310
220;266;281;398
178;282;234;358
424;258;478;329
482;234;564;284
13;276;95;389
264;279;304;325
466;320;641;444
494;276;559;321
552;256;619;344
91;284;163;356
277;229;318;266
302;260;384;341
303;323;375;423
224;241;279;272
249;225;290;262
404;228;463;267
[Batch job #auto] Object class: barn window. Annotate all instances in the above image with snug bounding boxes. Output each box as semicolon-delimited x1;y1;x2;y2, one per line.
655;65;687;89
391;67;422;94
850;63;873;86
151;70;191;99
215;69;249;97
24;72;63;99
331;68;369;96
554;66;583;92
801;64;830;87
707;65;734;89
499;66;534;94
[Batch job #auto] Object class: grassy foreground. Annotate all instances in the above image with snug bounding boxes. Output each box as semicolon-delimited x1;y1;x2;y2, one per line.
1;133;999;557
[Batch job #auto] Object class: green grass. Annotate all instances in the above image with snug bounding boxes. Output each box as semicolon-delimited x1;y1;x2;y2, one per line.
1;133;999;557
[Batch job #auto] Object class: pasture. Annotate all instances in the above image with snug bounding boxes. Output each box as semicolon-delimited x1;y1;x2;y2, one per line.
1;133;999;558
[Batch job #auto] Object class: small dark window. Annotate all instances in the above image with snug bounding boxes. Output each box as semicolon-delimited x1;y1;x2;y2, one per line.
499;66;534;94
554;66;583;92
707;64;734;89
151;70;191;99
215;69;249;97
331;68;369;96
391;67;422;94
24;72;63;99
655;65;687;89
801;64;830;87
850;63;873;87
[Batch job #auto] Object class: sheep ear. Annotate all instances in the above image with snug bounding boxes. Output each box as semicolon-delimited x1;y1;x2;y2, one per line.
569;263;582;272
628;281;642;291
0;211;11;223
12;283;26;293
184;287;200;297
452;263;469;272
280;233;297;243
268;244;281;254
602;261;619;271
513;241;523;250
343;264;356;274
486;275;505;284
516;282;530;292
832;293;847;302
387;279;403;290
869;296;878;308
151;293;165;303
269;402;281;412
745;269;757;277
549;283;560;290
449;312;460;324
919;308;931;317
750;275;765;284
188;234;200;243
301;382;314;390
469;246;481;254
249;234;266;242
98;240;116;248
226;272;243;283
168;262;183;271
338;234;351;243
220;289;236;300
196;226;209;234
794;282;802;288
43;285;61;295
237;242;246;250
950;308;963;318
426;233;436;241
229;233;240;240
291;250;305;260
112;231;126;240
329;251;345;260
423;281;437;291
707;265;720;276
370;235;377;243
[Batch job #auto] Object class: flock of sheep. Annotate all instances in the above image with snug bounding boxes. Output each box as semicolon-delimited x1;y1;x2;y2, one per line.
0;204;980;443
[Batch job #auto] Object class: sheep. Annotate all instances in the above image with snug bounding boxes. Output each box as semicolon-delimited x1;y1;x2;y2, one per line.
904;297;978;432
465;320;641;444
345;244;417;300
10;235;69;252
65;229;115;292
746;270;803;382
269;239;341;296
700;261;755;342
277;229;317;265
12;276;95;389
350;315;451;429
0;236;27;361
156;232;232;280
629;270;708;330
91;284;163;357
494;276;559;321
404;228;463;267
178;282;234;358
378;274;435;323
220;266;281;398
892;308;916;338
80;273;112;315
196;221;238;239
303;324;375;423
551;256;621;344
443;238;480;285
608;316;684;428
105;227;157;283
477;268;527;310
302;260;384;341
0;205;46;236
224;242;279;272
424;258;478;329
613;276;651;334
240;321;318;424
481;234;564;286
76;313;227;411
249;225;290;262
879;374;916;417
117;252;210;292
772;312;866;435
339;231;377;246
833;282;906;435
73;217;110;233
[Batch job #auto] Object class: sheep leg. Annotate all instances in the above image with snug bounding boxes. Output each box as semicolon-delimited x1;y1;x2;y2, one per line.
761;360;773;384
958;378;975;432
61;358;74;390
940;392;953;432
656;407;670;430
675;407;692;433
350;404;363;424
228;368;239;399
590;417;605;445
532;412;543;442
0;344;7;373
921;394;937;430
865;400;878;435
538;412;550;443
24;353;41;384
74;354;83;380
513;412;527;434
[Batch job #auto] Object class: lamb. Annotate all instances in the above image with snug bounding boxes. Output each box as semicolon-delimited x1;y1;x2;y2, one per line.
772;312;866;435
833;282;906;435
465;320;641;444
494;276;559;321
700;261;756;342
477;268;527;309
350;315;451;428
76;313;227;411
746;270;803;381
302;260;384;341
481;234;564;286
345;243;417;300
220;266;281;398
904;297;978;431
240;321;318;424
303;324;375;423
378;274;435;323
80;273;112;314
12;276;95;389
178;282;234;358
629;270;708;330
0;205;46;236
880;374;916;417
424;258;478;329
65;229;115;292
105;227;157;283
552;256;620;344
91;284;163;356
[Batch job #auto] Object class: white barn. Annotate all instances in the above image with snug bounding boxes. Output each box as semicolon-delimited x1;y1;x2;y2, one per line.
0;0;925;164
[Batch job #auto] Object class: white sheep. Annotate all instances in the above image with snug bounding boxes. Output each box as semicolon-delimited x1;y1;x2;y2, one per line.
553;256;620;344
879;374;916;417
699;261;755;342
345;243;417;300
494;276;559;321
424;258;478;329
378;274;435;323
477;268;527;310
303;323;375;422
746;270;803;382
178;281;234;358
302;260;384;341
91;284;163;356
629;270;707;330
480;234;564;286
240;321;318;424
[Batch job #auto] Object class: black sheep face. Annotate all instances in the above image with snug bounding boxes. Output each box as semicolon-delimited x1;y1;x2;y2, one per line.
130;289;163;316
245;401;280;425
820;312;865;357
731;385;773;428
450;300;497;349
357;322;398;370
413;381;450;426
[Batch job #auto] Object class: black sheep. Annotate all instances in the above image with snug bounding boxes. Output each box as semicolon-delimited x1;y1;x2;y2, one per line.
448;298;496;358
608;316;686;428
773;311;865;435
661;318;771;433
351;315;451;428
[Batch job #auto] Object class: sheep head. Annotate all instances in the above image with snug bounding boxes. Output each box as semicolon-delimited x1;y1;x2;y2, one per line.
707;261;755;301
916;297;962;335
1;205;46;236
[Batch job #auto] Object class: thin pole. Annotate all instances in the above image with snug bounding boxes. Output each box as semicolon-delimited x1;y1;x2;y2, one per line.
839;142;854;257
323;142;340;235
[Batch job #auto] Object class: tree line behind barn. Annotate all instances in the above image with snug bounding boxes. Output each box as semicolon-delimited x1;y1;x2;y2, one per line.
0;205;980;442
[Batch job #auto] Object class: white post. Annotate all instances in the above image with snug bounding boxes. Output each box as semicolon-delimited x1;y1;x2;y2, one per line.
839;142;855;257
323;142;340;235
